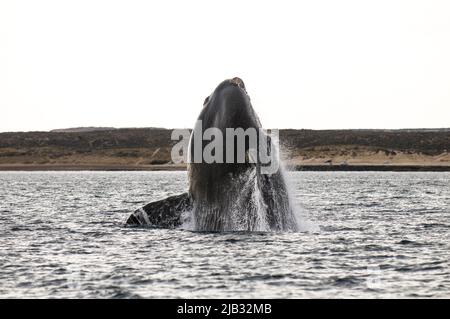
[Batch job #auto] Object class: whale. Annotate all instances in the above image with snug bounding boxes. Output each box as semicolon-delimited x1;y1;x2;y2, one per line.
126;77;298;231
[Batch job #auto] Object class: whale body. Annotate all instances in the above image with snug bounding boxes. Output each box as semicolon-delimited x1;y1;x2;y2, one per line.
126;78;298;231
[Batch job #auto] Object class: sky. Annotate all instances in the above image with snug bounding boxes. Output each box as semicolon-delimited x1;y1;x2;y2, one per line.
1;0;450;132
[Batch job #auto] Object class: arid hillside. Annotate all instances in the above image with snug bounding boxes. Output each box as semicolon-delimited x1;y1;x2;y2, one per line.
280;129;450;167
0;128;449;170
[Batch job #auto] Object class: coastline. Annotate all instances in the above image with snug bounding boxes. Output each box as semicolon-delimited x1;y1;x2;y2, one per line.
1;164;449;172
1;128;448;172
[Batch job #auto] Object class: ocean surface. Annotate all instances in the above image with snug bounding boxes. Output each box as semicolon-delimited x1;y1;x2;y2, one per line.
0;171;449;298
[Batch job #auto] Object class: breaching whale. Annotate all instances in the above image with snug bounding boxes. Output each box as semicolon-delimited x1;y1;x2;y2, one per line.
126;77;298;231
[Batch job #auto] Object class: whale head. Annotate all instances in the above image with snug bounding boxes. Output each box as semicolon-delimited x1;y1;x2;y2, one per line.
187;77;268;230
188;78;262;189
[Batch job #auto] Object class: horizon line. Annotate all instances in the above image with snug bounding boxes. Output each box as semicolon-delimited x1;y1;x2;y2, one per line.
1;126;450;134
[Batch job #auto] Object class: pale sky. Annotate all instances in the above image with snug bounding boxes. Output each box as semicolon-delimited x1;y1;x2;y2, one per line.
1;0;450;132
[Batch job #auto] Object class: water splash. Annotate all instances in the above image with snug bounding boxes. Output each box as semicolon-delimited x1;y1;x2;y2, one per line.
228;168;270;231
179;142;318;232
179;165;309;232
179;209;195;231
279;163;320;233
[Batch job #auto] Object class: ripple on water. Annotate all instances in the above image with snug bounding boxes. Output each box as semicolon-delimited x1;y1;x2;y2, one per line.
0;171;449;298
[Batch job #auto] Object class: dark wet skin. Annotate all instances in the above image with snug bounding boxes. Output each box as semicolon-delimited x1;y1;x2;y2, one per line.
127;78;297;231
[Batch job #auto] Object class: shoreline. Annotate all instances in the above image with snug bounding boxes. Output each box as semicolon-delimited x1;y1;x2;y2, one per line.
1;164;449;172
